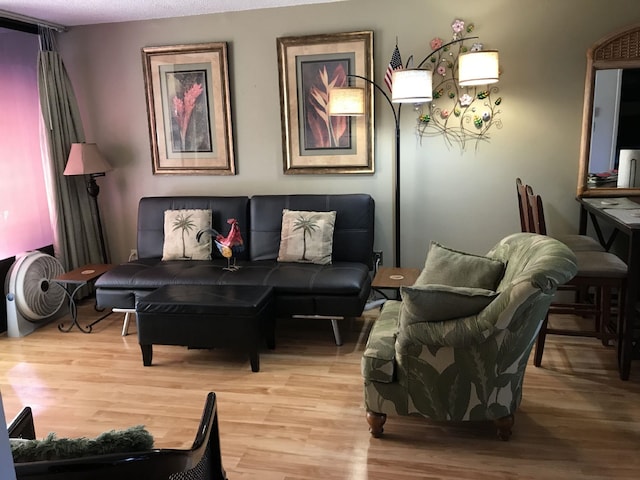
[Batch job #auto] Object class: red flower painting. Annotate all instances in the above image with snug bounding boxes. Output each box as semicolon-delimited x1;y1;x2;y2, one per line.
172;82;203;150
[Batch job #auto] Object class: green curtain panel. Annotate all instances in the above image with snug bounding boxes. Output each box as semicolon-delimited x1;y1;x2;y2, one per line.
38;28;102;272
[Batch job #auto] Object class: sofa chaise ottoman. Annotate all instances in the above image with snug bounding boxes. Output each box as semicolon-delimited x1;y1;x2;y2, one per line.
136;284;275;371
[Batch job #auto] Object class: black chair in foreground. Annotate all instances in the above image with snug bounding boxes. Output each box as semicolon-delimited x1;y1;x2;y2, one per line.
8;392;227;480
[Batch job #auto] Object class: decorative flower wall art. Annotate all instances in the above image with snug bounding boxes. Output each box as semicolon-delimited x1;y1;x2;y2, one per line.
413;19;503;151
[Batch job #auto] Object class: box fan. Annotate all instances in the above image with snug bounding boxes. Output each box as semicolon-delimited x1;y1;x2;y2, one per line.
5;251;65;337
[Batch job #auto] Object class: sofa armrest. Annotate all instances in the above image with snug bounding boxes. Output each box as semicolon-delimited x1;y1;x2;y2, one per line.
361;300;400;383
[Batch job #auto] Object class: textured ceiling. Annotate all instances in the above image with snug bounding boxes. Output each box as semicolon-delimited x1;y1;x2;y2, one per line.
0;0;342;27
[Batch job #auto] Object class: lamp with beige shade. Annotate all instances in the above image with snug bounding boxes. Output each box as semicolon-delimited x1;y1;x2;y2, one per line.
63;143;112;264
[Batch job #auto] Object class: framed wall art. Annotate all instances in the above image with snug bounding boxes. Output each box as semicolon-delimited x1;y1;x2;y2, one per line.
142;42;235;175
276;31;374;174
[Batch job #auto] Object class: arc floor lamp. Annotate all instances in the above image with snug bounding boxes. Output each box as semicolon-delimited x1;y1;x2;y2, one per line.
329;38;499;267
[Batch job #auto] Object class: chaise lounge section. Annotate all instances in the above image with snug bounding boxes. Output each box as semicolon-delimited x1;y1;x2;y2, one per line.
95;194;375;345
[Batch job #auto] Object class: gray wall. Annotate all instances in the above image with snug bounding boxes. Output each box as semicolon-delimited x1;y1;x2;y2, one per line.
57;0;640;268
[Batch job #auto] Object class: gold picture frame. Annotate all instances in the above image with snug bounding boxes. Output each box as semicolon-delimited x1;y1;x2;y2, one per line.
142;42;235;175
276;31;374;174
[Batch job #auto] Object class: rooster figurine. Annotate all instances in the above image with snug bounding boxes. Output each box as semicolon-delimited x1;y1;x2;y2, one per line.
196;218;244;271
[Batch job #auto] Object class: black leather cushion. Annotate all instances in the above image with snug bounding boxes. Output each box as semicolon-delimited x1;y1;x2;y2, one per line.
249;194;374;268
137;284;273;316
97;260;369;295
137;196;250;260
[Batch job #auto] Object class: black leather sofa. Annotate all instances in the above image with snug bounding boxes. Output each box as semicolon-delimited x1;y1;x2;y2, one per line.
95;194;375;343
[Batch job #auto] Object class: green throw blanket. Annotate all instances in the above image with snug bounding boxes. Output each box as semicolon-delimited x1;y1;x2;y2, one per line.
10;425;154;463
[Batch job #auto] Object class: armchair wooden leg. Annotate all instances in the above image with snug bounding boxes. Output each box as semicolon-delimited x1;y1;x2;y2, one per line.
366;411;387;438
494;414;514;441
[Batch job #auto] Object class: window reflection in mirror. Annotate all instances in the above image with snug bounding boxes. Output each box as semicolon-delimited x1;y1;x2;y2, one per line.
589;68;640;189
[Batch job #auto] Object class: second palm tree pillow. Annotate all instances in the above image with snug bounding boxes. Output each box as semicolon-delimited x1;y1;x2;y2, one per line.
277;209;336;265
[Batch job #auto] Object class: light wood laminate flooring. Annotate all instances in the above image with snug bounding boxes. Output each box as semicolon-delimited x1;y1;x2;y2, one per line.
1;300;640;479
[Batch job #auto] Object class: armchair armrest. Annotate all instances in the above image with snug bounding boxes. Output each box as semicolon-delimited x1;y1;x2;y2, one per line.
397;281;546;351
361;301;400;383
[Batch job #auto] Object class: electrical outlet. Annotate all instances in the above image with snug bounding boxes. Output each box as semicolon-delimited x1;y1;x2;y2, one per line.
128;249;138;262
373;250;383;266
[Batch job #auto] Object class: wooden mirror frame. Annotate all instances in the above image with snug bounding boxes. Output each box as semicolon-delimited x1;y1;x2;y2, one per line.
577;23;640;197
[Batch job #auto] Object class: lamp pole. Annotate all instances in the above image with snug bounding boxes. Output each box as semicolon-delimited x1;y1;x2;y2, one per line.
344;36;478;267
85;173;109;265
347;74;403;267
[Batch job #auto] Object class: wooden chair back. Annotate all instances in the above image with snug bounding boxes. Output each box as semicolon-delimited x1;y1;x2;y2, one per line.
516;178;533;232
526;187;548;236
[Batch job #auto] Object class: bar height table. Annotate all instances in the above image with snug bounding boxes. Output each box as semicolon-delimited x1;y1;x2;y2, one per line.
578;196;640;380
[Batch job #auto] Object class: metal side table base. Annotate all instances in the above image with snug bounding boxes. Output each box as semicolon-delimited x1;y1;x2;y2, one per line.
53;264;115;334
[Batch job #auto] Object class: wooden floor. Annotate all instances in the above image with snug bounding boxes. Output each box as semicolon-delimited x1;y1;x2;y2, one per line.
2;300;640;479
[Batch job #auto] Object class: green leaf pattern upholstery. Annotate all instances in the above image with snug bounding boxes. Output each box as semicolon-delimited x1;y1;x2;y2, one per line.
362;233;577;422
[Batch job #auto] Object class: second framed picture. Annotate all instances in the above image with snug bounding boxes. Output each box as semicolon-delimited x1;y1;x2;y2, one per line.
277;31;374;174
142;42;235;175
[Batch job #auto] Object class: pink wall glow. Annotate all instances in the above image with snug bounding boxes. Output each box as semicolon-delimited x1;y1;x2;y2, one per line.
0;30;53;260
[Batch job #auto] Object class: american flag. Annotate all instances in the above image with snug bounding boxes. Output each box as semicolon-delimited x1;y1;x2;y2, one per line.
384;44;403;91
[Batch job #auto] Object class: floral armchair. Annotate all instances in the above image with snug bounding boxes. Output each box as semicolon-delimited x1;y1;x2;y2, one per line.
362;233;577;440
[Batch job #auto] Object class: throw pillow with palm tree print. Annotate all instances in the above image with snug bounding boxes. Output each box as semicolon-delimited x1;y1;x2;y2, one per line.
277;209;336;265
162;209;212;260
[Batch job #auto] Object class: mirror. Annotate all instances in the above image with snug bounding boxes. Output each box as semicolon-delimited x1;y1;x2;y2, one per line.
577;23;640;197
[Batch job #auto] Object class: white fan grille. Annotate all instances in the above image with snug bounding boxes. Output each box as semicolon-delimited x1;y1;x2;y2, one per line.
14;252;65;320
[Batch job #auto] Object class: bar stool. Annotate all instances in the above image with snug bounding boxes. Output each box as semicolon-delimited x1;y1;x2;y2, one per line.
525;190;628;366
516;178;605;252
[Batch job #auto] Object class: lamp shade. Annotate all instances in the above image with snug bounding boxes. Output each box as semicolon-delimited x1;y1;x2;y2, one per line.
458;50;499;87
391;69;432;103
328;87;365;116
63;143;112;176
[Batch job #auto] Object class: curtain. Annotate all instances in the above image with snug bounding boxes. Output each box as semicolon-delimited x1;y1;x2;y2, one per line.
0;29;53;260
38;28;103;272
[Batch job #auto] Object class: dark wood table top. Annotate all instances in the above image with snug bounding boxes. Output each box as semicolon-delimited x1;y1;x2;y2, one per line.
372;267;421;289
54;264;115;284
